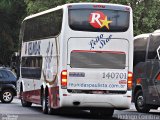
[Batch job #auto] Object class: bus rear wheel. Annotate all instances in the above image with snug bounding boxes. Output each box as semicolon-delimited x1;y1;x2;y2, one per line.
42;91;48;114
47;94;54;115
135;90;150;113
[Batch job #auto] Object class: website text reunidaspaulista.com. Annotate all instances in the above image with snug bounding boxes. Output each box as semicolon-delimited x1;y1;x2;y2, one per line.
68;83;126;89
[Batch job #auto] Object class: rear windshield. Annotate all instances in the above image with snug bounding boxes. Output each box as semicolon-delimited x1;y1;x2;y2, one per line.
69;9;129;32
70;51;126;69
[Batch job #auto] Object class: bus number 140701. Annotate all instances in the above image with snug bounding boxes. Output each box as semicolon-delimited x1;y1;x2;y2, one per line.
102;72;127;79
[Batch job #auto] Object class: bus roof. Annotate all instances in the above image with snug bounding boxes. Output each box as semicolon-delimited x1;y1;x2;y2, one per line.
153;29;160;33
134;29;160;40
134;33;150;40
23;3;131;21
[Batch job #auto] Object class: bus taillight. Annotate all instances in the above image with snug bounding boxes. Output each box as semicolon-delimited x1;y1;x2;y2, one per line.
127;72;133;90
61;70;67;89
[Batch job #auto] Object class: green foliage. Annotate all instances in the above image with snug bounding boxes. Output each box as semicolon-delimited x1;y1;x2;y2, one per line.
25;0;65;15
66;0;104;3
25;0;160;36
0;0;160;65
132;0;160;35
0;0;12;10
0;0;26;65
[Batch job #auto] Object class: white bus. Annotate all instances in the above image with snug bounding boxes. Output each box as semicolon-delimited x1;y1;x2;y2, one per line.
17;3;133;116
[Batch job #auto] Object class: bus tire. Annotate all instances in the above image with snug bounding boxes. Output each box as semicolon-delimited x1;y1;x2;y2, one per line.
48;106;54;115
42;91;48;114
48;96;54;115
90;108;114;117
47;92;58;115
135;90;150;113
47;94;54;115
20;87;32;107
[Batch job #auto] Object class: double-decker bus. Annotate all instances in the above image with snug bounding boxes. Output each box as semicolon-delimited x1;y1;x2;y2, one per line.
133;30;160;113
17;3;133;116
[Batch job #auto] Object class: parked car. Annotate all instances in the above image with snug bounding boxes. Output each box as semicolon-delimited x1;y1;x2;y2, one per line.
0;67;17;103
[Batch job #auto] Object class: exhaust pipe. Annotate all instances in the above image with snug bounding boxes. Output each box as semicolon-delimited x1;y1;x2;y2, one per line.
73;101;80;106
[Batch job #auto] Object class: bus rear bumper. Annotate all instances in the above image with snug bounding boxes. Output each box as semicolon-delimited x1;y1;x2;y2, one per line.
60;91;131;109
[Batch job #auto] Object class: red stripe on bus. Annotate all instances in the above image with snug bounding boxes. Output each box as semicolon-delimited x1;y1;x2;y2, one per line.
22;89;41;104
21;87;60;108
51;86;59;108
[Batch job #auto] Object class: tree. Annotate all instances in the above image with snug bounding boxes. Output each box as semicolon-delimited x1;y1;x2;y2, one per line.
25;0;160;36
102;0;160;35
0;0;160;66
132;0;160;35
0;0;26;65
0;0;12;10
25;0;65;15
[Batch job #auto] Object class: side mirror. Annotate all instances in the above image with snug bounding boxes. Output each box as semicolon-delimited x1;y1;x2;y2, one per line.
16;67;20;80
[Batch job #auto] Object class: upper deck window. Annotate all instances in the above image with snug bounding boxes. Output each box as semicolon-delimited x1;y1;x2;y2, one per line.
69;9;129;32
23;9;63;42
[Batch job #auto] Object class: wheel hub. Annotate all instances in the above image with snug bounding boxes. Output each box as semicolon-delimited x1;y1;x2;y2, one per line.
3;92;12;102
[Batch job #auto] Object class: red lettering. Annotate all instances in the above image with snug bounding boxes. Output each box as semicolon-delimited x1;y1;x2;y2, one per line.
93;5;105;8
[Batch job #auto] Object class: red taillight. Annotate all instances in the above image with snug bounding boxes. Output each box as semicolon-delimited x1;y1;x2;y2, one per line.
93;5;105;8
61;70;67;89
127;72;133;90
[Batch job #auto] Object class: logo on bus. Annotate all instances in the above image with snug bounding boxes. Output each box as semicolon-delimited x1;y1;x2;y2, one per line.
25;41;41;55
89;11;112;30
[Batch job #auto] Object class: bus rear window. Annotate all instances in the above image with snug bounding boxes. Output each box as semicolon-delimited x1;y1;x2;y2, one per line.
69;9;129;32
70;51;126;69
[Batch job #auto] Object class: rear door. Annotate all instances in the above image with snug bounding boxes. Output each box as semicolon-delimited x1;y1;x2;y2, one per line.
67;6;130;92
67;37;129;91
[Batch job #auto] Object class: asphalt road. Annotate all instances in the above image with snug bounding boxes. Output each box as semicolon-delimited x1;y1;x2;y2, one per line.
0;98;160;120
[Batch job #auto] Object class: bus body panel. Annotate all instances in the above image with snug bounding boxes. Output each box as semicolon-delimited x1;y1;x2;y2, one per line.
60;91;131;108
58;4;133;109
67;37;129;91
